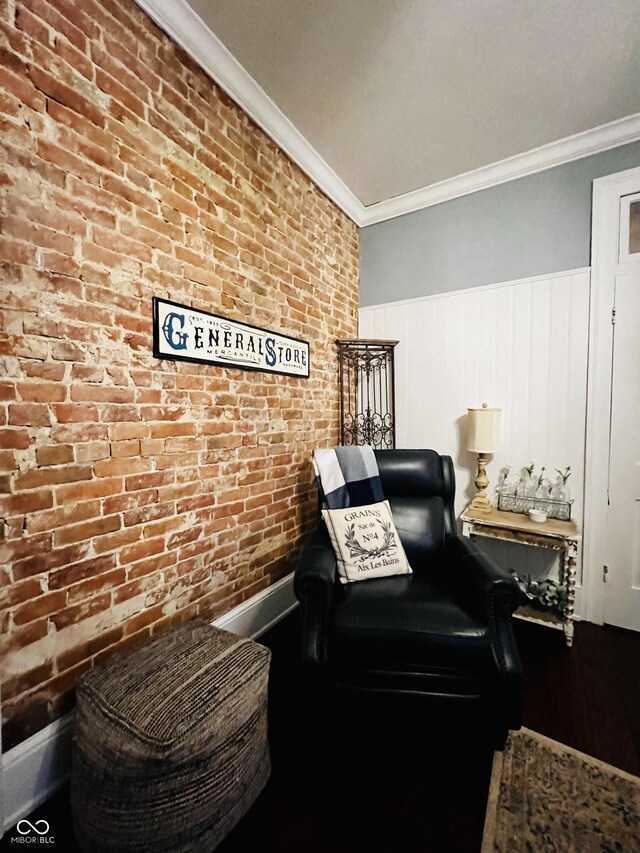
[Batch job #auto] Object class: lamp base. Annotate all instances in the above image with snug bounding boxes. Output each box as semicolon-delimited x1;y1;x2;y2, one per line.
469;452;493;515
467;491;493;515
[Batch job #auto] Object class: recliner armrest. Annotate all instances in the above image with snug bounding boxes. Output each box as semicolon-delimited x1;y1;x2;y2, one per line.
294;526;337;596
293;526;337;672
443;533;523;732
443;533;522;611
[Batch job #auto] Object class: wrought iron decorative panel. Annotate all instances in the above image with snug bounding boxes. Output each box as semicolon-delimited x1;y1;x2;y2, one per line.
337;339;398;449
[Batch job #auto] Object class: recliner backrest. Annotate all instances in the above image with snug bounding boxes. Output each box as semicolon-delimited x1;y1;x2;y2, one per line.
374;450;456;567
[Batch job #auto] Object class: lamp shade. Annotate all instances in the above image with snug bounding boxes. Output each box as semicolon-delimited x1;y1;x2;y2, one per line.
467;404;501;453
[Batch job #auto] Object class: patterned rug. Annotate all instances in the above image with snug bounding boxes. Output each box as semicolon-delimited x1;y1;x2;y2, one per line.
482;728;640;852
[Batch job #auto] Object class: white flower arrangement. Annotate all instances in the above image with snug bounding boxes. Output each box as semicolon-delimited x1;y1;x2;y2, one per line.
497;462;573;520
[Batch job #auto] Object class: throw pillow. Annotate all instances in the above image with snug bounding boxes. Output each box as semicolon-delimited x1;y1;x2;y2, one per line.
322;500;412;584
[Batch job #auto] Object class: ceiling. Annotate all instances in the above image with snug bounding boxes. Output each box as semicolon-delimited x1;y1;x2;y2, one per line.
140;0;640;224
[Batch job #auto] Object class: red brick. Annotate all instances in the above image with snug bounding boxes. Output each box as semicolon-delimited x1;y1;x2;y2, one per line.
30;64;103;123
67;567;126;604
112;575;159;605
36;445;74;466
23;362;66;381
150;423;196;439
103;488;157;515
75;441;110;462
0;449;17;470
15;465;92;490
49;554;117;591
123;501;175;528
52;403;99;423
119;536;165;565
124;471;173;492
110;439;139;458
0;428;30;449
13;590;68;626
56;476;123;503
0;67;46;111
7;196;87;240
93;526;141;555
110;422;149;440
126;551;176;581
0;237;37;266
56;625;124;672
142;516;183;539
98;404;142;424
50;424;107;444
4;535;55;568
93;457;150;479
51;593;111;630
8;403;51;426
3;619;50;656
50;341;87;362
140;438;164;456
0;382;16;401
40;251;81;276
100;173;155;212
70;384;134;404
37;139;98;183
27;499;101;534
12;541;90;581
55;36;93;81
71;365;104;383
19;0;92;47
3;663;55;702
14;4;52;45
0;577;44;609
53;514;121;547
0;490;53;517
3;215;74;255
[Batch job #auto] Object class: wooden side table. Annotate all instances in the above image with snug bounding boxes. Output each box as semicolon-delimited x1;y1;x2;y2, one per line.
460;505;580;647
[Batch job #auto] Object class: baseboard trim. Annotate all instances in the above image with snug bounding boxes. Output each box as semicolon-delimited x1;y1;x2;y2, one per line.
213;571;298;639
1;572;297;835
1;714;74;836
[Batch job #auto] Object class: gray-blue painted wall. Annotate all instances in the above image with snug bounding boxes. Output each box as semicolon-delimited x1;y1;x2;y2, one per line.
360;142;640;306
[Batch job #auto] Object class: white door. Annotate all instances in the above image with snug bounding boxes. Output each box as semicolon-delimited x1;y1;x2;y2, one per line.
586;170;640;631
605;191;640;629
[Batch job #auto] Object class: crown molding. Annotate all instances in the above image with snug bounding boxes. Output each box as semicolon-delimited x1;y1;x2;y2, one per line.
135;1;640;229
361;113;640;225
135;0;366;225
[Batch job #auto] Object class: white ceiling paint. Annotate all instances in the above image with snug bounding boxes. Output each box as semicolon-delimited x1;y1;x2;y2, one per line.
139;0;640;224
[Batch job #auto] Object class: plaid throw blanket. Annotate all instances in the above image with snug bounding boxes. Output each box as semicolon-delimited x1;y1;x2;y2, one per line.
313;446;384;509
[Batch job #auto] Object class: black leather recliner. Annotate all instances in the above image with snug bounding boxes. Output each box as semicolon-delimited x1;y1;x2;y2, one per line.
294;449;523;748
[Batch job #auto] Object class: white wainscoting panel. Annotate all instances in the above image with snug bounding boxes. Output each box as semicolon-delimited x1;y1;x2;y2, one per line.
360;268;590;603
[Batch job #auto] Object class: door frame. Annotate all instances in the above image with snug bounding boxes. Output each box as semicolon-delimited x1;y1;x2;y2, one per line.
583;165;640;625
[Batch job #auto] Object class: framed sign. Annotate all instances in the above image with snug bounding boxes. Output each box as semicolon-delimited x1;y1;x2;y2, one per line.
152;297;310;378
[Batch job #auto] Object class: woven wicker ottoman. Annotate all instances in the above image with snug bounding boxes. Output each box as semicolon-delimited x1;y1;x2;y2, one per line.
71;621;271;852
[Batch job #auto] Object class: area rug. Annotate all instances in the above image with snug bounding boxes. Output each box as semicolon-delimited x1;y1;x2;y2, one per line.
481;727;640;852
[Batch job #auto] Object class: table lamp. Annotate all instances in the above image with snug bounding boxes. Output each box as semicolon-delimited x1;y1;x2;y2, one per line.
467;403;501;514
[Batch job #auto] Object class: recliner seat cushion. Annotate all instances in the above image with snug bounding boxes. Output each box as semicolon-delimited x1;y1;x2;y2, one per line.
330;573;494;673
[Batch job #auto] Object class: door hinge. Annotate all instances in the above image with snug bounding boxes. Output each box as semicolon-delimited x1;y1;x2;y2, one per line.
603;564;609;583
611;308;616;325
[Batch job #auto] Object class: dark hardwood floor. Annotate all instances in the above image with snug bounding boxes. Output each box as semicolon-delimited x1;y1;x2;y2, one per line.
2;614;639;852
516;617;640;776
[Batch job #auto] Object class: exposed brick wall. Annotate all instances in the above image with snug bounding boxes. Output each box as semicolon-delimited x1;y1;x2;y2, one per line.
0;0;358;750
